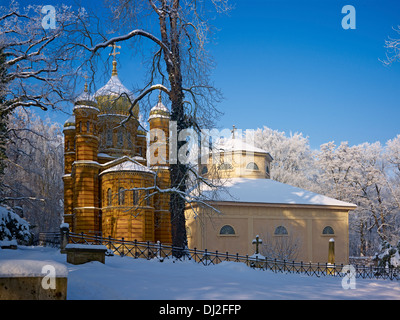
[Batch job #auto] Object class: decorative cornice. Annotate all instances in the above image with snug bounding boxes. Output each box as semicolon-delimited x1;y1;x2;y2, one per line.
186;201;356;211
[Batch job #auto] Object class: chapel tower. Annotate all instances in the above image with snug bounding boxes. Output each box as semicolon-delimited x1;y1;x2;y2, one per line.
72;84;101;235
148;92;172;243
62;116;76;228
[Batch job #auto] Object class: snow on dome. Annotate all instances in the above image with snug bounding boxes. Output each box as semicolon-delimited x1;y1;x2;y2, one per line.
74;84;96;106
94;75;134;100
201;178;357;208
100;157;155;175
73;86;98;112
63;115;75;127
215;137;269;154
148;98;170;120
151;100;168;113
75;90;96;103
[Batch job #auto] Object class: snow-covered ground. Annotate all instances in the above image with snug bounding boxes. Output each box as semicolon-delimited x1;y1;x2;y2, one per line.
0;246;399;300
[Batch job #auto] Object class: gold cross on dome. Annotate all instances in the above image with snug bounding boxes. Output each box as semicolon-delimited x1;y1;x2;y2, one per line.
109;43;121;60
83;73;89;92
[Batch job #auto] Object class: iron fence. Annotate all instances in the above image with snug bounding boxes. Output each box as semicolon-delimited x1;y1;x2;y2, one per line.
36;231;400;281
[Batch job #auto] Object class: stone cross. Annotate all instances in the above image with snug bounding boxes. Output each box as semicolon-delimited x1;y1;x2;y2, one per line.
252;235;262;254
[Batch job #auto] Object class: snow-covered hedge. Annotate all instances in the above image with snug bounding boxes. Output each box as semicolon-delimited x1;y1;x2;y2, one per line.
0;205;32;244
373;240;400;269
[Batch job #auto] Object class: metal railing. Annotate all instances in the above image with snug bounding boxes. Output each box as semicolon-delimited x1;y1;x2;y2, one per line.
36;231;400;281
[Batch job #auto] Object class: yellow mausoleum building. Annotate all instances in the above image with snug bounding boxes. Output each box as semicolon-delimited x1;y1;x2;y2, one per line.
62;58;171;244
185;137;357;264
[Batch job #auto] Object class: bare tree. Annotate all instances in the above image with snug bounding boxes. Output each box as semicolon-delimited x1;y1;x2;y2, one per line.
3;108;64;233
0;1;88;113
260;230;302;261
381;25;400;66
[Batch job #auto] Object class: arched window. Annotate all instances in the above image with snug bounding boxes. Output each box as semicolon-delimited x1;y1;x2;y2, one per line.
106;129;113;146
219;225;235;235
107;188;112;206
145;190;150;206
322;226;335;235
132;190;138;205
117;130;123;146
219;163;233;170
246;162;259;170
86;121;90;133
118;187;125;205
274;226;288;235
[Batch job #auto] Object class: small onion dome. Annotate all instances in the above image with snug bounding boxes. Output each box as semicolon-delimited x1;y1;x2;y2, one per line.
63;115;75;128
74;83;97;108
148;94;169;121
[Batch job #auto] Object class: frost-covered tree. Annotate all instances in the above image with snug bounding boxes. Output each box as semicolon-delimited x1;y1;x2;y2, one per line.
2;108;64;233
315;141;399;256
245;126;317;190
0;48;8;180
0;204;32;244
386;135;400;208
373;240;400;269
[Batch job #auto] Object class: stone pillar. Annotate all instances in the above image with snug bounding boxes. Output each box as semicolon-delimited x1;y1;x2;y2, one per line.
60;223;69;254
328;238;335;264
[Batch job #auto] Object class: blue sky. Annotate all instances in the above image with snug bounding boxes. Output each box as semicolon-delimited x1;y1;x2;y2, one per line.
33;0;400;149
208;0;400;149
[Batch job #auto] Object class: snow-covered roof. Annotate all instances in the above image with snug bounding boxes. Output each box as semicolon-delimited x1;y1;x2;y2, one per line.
94;75;134;100
100;157;155;175
202;178;357;208
98;153;114;159
215;138;269;155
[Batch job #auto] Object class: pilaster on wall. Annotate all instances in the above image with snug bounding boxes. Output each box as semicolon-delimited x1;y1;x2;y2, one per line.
72;162;101;234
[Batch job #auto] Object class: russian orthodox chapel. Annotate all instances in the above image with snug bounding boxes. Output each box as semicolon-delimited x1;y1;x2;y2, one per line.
62;53;171;244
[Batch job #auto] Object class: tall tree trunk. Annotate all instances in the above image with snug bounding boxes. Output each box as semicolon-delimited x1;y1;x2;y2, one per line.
158;0;188;250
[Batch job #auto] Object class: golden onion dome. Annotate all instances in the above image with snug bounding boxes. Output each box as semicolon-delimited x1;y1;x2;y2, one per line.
94;60;138;117
74;82;97;108
148;93;170;121
63;115;75;128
